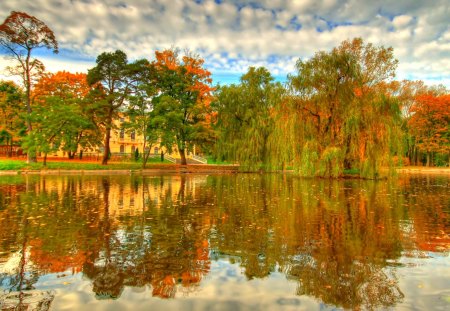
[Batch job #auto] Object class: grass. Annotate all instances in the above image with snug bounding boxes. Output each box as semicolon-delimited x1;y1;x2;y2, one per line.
343;168;360;175
206;156;232;165
0;157;171;171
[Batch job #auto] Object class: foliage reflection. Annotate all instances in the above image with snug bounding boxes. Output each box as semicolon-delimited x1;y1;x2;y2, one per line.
0;174;448;309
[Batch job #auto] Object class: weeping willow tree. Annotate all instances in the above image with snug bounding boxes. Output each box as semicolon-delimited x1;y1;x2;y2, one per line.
213;67;285;170
274;38;402;178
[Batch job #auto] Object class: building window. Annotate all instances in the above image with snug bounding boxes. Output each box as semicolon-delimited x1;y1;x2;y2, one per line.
120;145;125;153
131;145;135;153
120;128;124;139
120;117;124;123
130;130;135;141
154;147;159;154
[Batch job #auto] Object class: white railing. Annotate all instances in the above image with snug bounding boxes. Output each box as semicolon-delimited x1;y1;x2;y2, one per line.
164;154;177;163
147;153;176;163
147;153;206;164
190;154;207;164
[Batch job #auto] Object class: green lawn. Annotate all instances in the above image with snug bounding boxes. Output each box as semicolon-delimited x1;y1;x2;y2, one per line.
206;156;232;165
0;158;170;171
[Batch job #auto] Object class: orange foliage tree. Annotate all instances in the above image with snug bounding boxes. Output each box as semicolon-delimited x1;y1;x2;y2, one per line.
408;94;450;166
0;11;58;163
150;49;214;165
31;71;101;160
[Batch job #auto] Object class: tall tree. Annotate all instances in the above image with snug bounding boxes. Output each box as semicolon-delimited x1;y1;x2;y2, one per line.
0;11;58;163
284;38;401;178
385;80;429;165
87;51;147;165
124;65;160;168
214;67;285;170
151;49;214;165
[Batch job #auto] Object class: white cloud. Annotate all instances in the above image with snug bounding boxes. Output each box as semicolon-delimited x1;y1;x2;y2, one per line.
0;0;449;87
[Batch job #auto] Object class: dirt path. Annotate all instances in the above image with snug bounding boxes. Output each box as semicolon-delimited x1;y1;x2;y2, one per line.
396;166;450;175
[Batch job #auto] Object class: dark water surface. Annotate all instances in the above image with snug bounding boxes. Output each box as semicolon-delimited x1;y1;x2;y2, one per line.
0;174;449;310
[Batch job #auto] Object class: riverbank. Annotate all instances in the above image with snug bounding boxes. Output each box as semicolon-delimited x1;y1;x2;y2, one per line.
0;162;239;175
0;158;448;176
395;166;450;175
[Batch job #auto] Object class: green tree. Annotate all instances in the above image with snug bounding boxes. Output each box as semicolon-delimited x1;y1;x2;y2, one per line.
150;49;214;165
214;67;285;170
122;64;161;168
283;38;401;178
0;80;24;156
0;11;58;163
30;71;101;161
87;51;147;165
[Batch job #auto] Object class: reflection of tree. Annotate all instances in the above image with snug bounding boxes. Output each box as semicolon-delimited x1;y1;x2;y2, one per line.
139;175;211;298
399;176;450;253
0;176;54;310
288;257;403;309
209;175;406;310
79;175;212;299
1;174;449;309
83;177;125;299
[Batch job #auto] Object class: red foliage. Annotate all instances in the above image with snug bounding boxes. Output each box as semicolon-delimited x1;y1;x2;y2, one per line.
409;94;450;154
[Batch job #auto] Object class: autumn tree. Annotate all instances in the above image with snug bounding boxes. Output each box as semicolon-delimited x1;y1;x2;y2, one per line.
282;38;402;178
87;51;148;165
214;67;285;170
150;49;214;165
0;80;23;156
28;71;100;163
0;11;58;163
408;94;450;166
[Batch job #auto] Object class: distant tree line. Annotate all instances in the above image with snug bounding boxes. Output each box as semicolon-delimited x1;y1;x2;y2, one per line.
0;11;449;177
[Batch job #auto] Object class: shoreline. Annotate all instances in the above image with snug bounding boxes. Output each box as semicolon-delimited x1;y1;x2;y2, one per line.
0;165;449;176
395;166;450;175
0;164;240;176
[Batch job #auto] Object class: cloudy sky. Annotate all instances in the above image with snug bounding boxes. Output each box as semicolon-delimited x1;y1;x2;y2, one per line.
1;0;449;86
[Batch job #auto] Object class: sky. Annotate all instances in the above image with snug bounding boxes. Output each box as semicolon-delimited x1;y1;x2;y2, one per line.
0;0;449;87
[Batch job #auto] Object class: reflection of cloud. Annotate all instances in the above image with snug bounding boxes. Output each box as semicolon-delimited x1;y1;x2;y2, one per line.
398;256;450;310
0;290;55;311
0;0;449;86
0;250;23;275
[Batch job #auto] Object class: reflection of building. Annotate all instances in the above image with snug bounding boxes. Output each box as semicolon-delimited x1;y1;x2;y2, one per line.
27;175;207;218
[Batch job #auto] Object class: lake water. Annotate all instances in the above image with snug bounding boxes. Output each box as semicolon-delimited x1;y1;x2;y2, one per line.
0;173;449;310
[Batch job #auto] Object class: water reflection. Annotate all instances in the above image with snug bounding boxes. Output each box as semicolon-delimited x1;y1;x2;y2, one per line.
0;174;449;310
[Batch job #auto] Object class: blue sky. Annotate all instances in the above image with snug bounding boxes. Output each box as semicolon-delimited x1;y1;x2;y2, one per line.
1;0;449;86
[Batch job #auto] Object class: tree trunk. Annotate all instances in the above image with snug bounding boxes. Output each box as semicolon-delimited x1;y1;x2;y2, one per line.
179;149;187;165
426;152;430;167
102;117;112;165
160;151;164;162
8;139;12;157
25;50;37;164
43;153;47;166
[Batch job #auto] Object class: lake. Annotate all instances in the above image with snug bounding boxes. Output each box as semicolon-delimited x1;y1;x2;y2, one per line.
0;173;449;310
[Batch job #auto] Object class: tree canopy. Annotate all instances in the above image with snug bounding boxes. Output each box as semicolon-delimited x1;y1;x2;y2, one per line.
150;49;214;165
214;67;285;170
87;50;149;165
0;15;448;173
0;11;58;163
